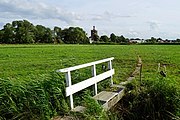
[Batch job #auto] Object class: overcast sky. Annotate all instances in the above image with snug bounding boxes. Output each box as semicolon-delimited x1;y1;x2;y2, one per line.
0;0;180;39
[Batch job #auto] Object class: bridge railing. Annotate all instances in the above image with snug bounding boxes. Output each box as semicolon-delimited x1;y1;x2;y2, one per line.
56;57;114;110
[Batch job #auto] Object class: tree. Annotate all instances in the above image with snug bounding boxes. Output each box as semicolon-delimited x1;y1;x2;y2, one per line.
53;26;62;43
150;37;157;43
21;20;35;43
116;35;127;43
110;33;116;42
0;30;4;43
34;25;45;43
176;39;180;43
146;37;157;43
157;38;162;41
45;28;53;43
34;25;53;43
61;27;89;44
2;23;15;44
100;35;109;42
12;20;35;43
0;20;90;44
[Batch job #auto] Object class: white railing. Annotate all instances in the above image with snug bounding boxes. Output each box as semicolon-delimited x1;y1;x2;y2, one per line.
56;57;114;110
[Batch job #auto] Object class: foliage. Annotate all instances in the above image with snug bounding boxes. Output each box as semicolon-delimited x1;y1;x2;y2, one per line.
109;33;128;43
0;20;89;44
110;33;116;42
83;91;108;120
116;35;128;43
112;76;180;120
100;35;109;42
176;39;180;43
146;37;158;43
61;27;89;44
0;20;52;44
0;73;69;120
1;20;180;44
34;25;53;43
53;26;62;43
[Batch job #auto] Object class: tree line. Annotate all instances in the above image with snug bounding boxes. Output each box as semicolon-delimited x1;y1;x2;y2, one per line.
90;33;128;43
0;20;180;44
0;20;89;44
0;20;129;44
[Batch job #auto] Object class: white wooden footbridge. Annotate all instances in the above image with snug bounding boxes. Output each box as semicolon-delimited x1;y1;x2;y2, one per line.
56;57;142;112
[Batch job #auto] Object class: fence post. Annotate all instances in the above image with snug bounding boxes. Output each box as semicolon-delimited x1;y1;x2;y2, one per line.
140;64;142;84
108;60;113;85
65;71;74;109
92;64;97;95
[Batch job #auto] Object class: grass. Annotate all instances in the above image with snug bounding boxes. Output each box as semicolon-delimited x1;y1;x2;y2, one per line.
112;74;180;120
0;44;179;119
0;44;179;82
0;44;138;82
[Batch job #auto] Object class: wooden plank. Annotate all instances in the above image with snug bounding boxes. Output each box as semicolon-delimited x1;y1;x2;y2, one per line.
111;84;125;88
108;60;113;85
66;69;114;96
65;71;71;87
91;65;97;95
127;77;135;81
72;106;86;113
93;91;118;102
70;95;74;109
56;57;114;73
104;88;125;110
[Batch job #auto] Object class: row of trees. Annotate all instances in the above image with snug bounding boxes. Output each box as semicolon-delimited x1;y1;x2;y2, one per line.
0;20;89;44
97;33;128;43
0;20;180;44
145;37;180;43
0;20;131;44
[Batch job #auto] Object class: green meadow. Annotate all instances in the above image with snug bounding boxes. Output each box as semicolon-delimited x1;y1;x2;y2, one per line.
0;44;179;82
0;44;179;119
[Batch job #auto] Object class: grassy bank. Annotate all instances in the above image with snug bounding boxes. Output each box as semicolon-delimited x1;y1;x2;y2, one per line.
0;44;179;119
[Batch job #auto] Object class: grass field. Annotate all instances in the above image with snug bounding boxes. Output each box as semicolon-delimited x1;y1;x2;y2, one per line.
0;44;179;82
0;44;179;119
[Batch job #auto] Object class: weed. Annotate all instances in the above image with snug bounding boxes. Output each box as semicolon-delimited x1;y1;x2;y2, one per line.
112;76;180;120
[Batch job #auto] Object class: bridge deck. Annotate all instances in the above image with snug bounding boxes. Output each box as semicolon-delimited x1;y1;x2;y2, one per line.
93;91;118;102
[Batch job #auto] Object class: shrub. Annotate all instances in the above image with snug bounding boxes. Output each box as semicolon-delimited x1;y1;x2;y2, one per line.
112;77;180;120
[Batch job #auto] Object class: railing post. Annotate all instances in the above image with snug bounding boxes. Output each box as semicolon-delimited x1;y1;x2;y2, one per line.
65;71;74;109
92;64;97;95
108;60;113;85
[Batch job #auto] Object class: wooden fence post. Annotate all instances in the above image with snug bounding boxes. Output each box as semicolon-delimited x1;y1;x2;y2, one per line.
140;64;142;84
108;60;113;85
92;64;97;95
65;71;74;109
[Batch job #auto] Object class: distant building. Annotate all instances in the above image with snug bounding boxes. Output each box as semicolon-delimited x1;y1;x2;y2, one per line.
89;26;98;43
129;38;145;43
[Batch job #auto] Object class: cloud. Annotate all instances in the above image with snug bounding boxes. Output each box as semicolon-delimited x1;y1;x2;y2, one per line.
127;29;140;38
90;11;133;21
147;21;159;31
0;0;80;24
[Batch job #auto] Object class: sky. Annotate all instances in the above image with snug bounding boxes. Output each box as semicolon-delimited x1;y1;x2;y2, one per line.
0;0;180;39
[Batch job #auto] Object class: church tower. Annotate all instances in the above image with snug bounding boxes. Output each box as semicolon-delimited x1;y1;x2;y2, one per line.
91;26;98;41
